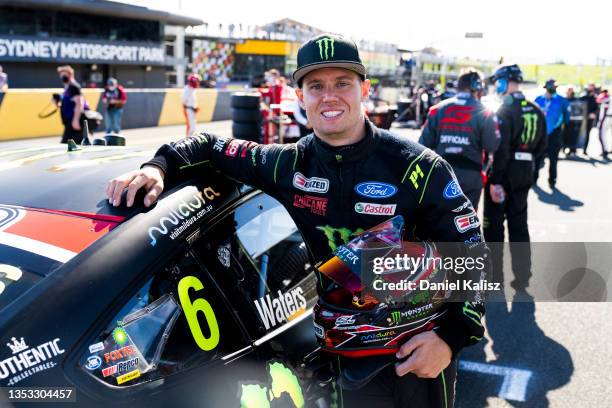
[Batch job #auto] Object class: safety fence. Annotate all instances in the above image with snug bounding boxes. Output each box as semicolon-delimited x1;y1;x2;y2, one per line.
0;88;233;141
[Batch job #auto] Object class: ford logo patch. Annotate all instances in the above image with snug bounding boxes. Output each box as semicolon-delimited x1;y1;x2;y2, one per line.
354;182;398;199
443;180;463;199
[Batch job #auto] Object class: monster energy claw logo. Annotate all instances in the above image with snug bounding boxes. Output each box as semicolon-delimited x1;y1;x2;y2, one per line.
316;37;335;60
390;311;401;325
317;225;364;251
521;113;538;144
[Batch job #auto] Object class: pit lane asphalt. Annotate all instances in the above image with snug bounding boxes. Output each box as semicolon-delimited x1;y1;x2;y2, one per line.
2;121;611;408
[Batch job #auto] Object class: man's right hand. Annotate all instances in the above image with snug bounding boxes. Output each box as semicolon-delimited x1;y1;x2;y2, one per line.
106;166;165;208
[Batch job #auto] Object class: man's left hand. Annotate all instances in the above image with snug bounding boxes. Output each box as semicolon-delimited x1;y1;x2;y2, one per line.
394;331;451;378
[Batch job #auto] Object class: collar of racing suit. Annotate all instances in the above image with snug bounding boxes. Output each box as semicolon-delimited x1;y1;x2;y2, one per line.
312;119;378;164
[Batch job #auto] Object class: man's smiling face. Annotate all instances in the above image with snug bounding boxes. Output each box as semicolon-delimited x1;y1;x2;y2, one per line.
296;68;370;145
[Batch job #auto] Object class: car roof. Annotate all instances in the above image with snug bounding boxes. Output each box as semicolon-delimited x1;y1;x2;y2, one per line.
0;144;155;217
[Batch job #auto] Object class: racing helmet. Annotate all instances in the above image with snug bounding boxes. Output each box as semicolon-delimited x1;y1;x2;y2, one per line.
313;216;450;358
187;73;200;88
491;64;523;83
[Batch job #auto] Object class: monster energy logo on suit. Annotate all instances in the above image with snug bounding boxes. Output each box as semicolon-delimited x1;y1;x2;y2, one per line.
391;311;401;325
316;37;335;60
521;113;538;144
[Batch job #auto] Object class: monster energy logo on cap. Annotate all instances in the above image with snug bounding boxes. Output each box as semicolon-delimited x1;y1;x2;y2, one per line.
316;37;335;60
293;33;367;84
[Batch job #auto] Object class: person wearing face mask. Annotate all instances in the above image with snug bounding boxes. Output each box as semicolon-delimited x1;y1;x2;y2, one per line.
580;83;599;155
484;64;547;291
56;65;85;144
102;78;127;134
534;78;570;189
563;86;584;156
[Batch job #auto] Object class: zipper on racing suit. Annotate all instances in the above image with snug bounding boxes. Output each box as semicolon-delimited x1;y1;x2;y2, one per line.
335;153;352;228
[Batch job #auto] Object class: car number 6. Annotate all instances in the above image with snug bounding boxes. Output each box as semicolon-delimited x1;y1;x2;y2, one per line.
178;276;220;351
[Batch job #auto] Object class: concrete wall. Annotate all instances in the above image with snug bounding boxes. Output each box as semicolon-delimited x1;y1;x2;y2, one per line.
0;88;234;141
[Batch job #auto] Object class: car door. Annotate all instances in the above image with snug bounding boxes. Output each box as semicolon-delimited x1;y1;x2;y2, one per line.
188;192;333;408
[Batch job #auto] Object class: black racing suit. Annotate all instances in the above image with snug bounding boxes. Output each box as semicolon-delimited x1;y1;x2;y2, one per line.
419;92;501;210
484;92;546;290
580;92;599;153
145;119;488;407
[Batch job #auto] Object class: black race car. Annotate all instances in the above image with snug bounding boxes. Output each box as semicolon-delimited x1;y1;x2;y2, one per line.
0;143;336;407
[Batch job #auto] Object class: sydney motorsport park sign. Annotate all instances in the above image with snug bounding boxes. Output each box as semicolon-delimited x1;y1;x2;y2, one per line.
0;35;166;65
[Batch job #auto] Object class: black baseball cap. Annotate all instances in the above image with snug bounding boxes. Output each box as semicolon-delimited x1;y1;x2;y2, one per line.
293;33;366;85
544;78;558;89
490;64;523;83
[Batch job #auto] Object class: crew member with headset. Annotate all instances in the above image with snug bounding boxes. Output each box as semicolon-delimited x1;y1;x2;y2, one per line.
485;64;547;291
419;69;501;210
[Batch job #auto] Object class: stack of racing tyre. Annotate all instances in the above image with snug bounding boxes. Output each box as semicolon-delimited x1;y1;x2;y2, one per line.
231;92;262;142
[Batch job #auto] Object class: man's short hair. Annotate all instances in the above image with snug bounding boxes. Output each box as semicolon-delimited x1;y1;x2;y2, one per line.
57;65;74;75
457;68;484;92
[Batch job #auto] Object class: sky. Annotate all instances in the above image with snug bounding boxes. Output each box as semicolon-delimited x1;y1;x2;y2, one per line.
123;0;611;65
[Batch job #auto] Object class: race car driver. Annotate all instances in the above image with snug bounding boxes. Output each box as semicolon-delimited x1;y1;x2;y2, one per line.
107;33;488;407
419;69;500;210
484;64;546;291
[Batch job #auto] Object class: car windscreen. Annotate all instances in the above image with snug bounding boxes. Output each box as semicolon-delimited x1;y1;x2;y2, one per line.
0;244;60;312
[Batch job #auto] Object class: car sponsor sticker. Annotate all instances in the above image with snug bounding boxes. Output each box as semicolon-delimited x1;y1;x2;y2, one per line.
88;342;105;354
293;194;328;216
116;369;140;385
354;182;397;199
217;243;231;268
454;211;480;233
443;180;463;199
292;172;329;193
104;345;137;364
354;202;397;216
85;355;102;371
239;361;305;408
148;186;220;246
254;288;307;330
1;337;65;386
103;357;139;378
112;327;128;346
